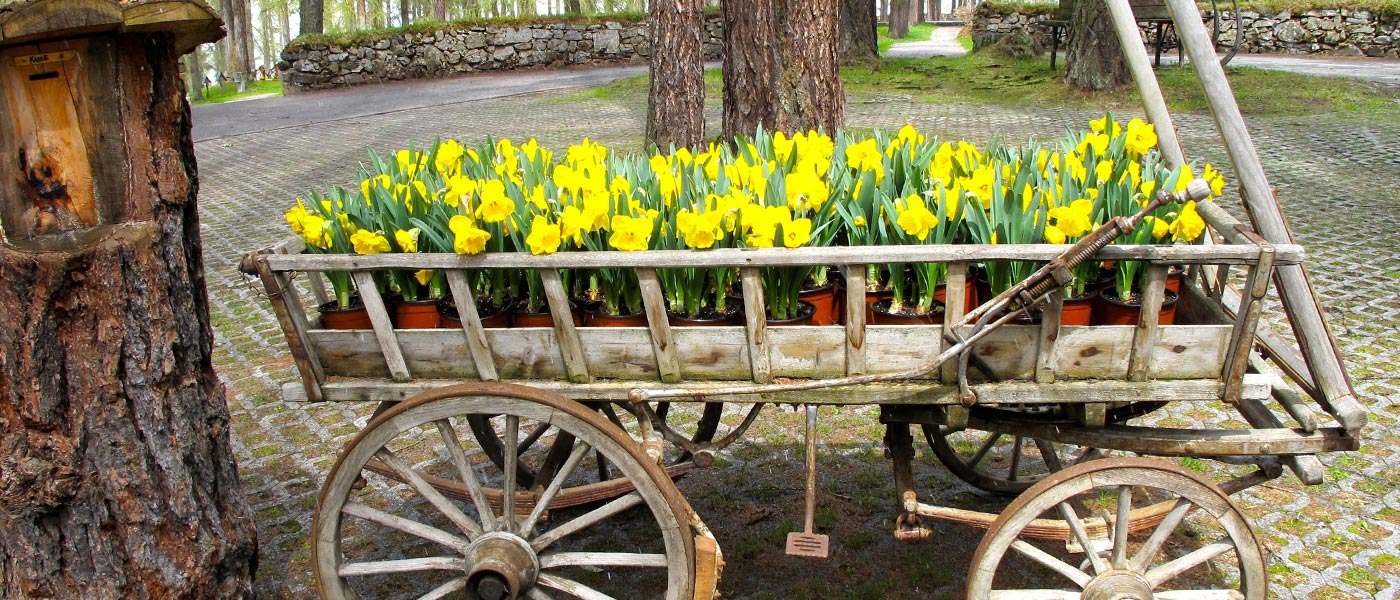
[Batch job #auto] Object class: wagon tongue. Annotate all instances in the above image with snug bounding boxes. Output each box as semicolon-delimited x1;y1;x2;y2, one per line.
785;405;831;558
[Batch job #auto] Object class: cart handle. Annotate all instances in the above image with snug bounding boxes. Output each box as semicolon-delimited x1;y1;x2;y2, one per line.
629;180;1213;403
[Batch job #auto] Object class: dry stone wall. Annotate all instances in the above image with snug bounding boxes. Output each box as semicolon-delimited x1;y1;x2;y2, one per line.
972;3;1400;58
278;15;724;92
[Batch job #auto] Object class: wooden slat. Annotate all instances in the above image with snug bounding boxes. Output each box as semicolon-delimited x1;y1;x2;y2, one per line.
843;265;866;376
444;270;498;381
941;262;968;383
306;323;1235;382
252;257;323;402
740;268;770;384
264;243;1305;273
286;375;1275;405
1128;266;1168;382
1036;292;1063;383
540;268;589;383
636;268;682;384
352;271;411;382
1223;247;1273;404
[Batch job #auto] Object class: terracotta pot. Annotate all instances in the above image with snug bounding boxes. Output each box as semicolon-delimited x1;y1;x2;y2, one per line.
870;298;944;325
864;287;893;324
318;301;372;330
668;305;743;327
799;283;839;326
439;297;512;329
1165;268;1183;295
767;301;816;326
512;306;585;328
934;279;979;315
394;298;442;329
583;310;649;327
1093;289;1179;326
1060;294;1095;326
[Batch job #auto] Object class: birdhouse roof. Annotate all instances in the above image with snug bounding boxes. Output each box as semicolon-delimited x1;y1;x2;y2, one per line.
0;0;223;54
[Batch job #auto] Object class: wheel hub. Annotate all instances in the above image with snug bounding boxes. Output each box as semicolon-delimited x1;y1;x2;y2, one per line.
463;532;539;600
1082;569;1155;600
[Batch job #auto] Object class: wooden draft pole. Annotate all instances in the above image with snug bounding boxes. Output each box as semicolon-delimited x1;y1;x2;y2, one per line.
0;1;256;598
1161;0;1365;432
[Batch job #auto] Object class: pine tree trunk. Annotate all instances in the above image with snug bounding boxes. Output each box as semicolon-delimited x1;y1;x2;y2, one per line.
646;0;706;149
300;0;324;32
839;0;878;62
0;35;256;599
722;0;844;138
187;48;205;101
1065;0;1131;90
888;0;909;38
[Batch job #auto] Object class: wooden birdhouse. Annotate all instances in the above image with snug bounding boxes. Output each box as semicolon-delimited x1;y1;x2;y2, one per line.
0;0;222;248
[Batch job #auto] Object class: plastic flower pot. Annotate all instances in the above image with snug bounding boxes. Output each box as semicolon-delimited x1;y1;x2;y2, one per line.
933;279;979;315
1060;293;1095;326
799;282;839;326
766;301;817;326
511;305;585;328
1092;289;1179;326
583;309;649;327
394;299;442;329
439;297;512;329
318;300;372;330
668;304;744;327
870;298;945;325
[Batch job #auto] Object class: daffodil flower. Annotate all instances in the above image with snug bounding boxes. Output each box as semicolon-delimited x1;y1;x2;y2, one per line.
449;215;490;254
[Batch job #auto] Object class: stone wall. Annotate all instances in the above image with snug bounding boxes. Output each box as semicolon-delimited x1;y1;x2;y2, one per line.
972;3;1400;58
278;15;724;92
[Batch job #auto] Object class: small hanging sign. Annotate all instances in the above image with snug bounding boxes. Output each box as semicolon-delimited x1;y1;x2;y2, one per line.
13;51;76;68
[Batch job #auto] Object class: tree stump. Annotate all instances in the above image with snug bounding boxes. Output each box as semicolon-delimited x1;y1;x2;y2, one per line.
0;2;256;598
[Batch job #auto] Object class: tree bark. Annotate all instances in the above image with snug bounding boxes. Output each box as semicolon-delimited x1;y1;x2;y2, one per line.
722;0;844;138
646;0;706;149
187;47;205;101
839;0;878;62
301;0;324;34
1065;0;1131;90
888;0;909;38
0;35;256;599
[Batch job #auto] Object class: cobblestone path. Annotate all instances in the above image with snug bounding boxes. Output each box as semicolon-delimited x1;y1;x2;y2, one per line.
194;84;1400;598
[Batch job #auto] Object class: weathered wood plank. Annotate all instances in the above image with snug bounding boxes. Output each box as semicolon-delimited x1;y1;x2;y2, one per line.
941;262;968;383
265;243;1305;273
285;374;1273;405
1036;292;1063;384
444;269;497;381
1128;266;1169;381
636;268;681;384
351;271;411;382
253;256;323;402
843;265;866;376
1223;248;1273;403
740;268;770;384
540;268;589;383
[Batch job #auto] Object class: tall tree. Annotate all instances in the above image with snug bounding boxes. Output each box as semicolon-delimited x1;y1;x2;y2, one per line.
722;0;844;138
187;46;206;100
301;0;324;33
646;0;706;149
1065;0;1130;89
888;0;910;38
839;0;878;62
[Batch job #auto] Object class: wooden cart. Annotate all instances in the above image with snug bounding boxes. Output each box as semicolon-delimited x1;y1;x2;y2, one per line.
242;1;1365;597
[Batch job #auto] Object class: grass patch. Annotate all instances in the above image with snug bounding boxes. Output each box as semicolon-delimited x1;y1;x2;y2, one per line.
571;52;1398;121
877;23;938;54
192;79;282;104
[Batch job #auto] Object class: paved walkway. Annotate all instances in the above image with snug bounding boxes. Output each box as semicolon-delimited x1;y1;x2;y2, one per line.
886;25;1400;87
192;65;1400;599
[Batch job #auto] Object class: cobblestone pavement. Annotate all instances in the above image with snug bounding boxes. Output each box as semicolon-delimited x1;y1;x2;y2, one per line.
195;80;1400;598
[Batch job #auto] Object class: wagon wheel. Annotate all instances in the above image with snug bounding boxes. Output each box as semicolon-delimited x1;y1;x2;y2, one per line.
923;402;1166;495
462;401;724;500
315;382;695;600
967;457;1266;600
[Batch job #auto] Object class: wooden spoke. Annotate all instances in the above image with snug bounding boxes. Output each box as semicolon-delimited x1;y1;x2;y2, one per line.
434;419;496;533
338;556;464;577
1145;541;1237;587
519;442;593;536
595;449;610;482
503;415;520;524
968;432;1003;467
536;574;618;600
1130;497;1193;572
1057;501;1107;575
518;422;553;455
1008;436;1024;482
418;577;468;600
539;552;669;569
1111;485;1132;570
373;448;483;538
1035;438;1063;473
526;588;554;600
1008;540;1092;587
531;492;645;552
341;501;470;554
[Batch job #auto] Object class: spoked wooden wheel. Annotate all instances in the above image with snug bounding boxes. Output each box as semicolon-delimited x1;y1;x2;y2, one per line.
967;458;1265;600
315;383;695;600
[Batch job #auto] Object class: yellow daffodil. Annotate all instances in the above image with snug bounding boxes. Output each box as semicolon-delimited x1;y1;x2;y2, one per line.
784;166;830;213
844;138;886;183
896;195;939;241
360;174;391;202
608;214;653;251
442;175;476;208
773;131;796;163
414;269;434;286
396;150;427;176
475;179;515;223
1089;116;1123;136
449;215;490;254
435;140;465;176
395;228;421;253
1170;201;1205;242
1124;118;1158;156
350;229;391;255
525;214;562;255
1173;165;1196;194
1202;163;1226;197
781;217;813;248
